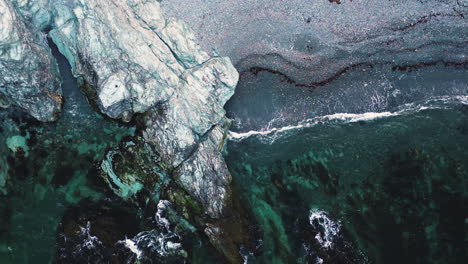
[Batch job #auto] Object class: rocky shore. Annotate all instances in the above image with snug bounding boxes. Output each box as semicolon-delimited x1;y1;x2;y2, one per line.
1;0;253;262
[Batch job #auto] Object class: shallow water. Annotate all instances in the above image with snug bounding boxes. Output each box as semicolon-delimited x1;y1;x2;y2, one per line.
0;41;134;263
0;40;221;264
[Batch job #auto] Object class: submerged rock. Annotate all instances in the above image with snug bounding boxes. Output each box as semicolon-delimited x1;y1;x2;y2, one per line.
0;0;62;121
56;199;193;263
55;199;140;263
100;136;167;200
4;0;237;216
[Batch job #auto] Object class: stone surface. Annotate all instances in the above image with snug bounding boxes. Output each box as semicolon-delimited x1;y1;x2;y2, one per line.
6;0;238;219
171;119;232;217
11;0;52;31
2;0;238;217
46;0;239;219
0;0;62;121
2;1;467;263
3;0;240;261
47;0;235;122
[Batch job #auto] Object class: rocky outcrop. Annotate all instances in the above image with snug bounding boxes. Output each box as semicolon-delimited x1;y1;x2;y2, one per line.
3;0;244;261
0;0;62;121
3;0;237;219
42;0;238;219
47;0;234;122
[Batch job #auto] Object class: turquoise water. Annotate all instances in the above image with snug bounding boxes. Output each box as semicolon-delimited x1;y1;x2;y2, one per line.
2;0;467;262
223;56;468;263
2;98;466;263
0;42;134;263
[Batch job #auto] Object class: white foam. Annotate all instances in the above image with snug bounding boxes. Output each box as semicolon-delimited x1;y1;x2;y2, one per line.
229;95;468;142
228;111;397;141
123;238;143;259
309;209;341;249
79;221;102;250
156;200;172;232
119;200;185;260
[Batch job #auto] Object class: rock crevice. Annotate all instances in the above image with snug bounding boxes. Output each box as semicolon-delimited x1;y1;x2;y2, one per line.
0;0;62;121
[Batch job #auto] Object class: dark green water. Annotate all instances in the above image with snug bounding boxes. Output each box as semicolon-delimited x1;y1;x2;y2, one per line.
0;42;134;263
226;101;468;263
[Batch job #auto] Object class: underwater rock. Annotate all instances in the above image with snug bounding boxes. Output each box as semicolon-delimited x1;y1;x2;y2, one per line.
56;199;190;263
46;0;243;259
3;0;238;219
4;0;247;261
0;0;62;121
100;136;167;200
55;199;140;263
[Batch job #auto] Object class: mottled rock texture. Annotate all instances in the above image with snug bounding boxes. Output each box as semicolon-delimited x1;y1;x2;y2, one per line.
2;0;240;261
47;0;236;123
0;0;62;121
3;0;238;218
47;0;238;218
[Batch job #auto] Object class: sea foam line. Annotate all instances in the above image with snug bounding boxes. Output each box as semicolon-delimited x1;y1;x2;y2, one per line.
228;111;397;140
228;95;468;141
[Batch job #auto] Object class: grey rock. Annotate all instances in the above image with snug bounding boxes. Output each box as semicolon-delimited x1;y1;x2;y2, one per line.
171;119;232;218
4;1;240;257
47;0;225;121
141;57;237;166
0;0;62;121
44;0;237;218
11;0;52;31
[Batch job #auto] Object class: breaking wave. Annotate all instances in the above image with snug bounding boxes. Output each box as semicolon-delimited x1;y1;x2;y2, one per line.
228;95;468;142
309;209;341;249
118;200;187;261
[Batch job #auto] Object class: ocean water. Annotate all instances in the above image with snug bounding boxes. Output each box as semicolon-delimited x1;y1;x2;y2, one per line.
226;100;468;263
0;40;221;264
223;60;468;263
1;1;467;263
